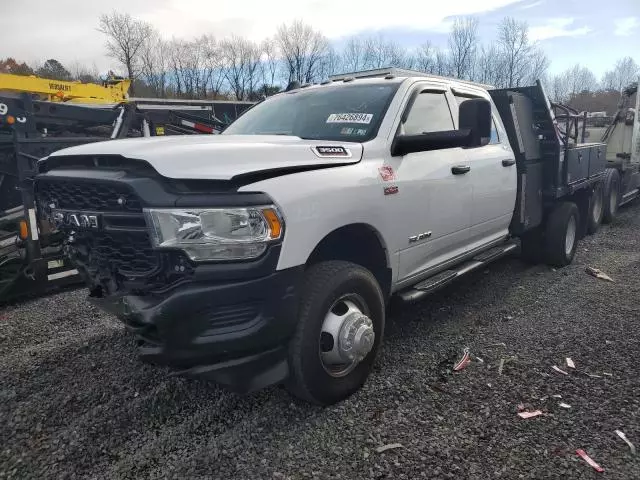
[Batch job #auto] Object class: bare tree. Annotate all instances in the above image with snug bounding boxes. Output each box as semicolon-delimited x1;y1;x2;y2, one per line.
317;45;342;80
363;34;407;69
68;61;101;83
525;46;550;85
435;50;452;77
276;20;330;84
473;44;505;85
140;30;169;97
566;64;598;95
496;17;532;87
448;17;479;80
550;64;598;102
221;36;262;100
413;42;437;73
341;37;369;72
601;57;640;91
98;11;152;94
260;37;281;89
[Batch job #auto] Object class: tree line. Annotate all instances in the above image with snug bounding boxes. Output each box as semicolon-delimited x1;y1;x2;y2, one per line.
2;11;638;114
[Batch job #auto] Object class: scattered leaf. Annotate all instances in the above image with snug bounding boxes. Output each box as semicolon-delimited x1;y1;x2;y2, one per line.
518;410;543;419
375;443;404;454
585;266;614;282
615;430;636;455
576;449;604;472
552;366;569;375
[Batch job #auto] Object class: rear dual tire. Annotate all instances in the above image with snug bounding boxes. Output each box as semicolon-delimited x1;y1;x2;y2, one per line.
586;181;604;234
602;168;620;224
520;201;580;267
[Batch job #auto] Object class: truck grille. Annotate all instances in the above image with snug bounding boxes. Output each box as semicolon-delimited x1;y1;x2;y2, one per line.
37;180;142;212
35;178;162;289
76;230;159;275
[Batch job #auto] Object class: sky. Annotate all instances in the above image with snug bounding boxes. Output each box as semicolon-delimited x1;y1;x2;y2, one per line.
1;0;638;78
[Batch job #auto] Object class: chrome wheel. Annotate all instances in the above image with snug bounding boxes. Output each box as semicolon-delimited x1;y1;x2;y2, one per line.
319;294;375;378
565;215;577;256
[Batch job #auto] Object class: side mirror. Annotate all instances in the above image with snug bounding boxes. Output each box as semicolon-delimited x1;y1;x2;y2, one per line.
458;98;492;147
391;97;493;156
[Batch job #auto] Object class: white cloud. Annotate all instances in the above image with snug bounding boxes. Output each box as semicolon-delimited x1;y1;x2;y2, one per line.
614;17;639;36
529;18;591;41
520;0;543;9
141;0;525;41
1;0;524;72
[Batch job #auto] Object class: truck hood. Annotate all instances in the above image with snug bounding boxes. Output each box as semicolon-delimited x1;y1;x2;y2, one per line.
47;135;363;181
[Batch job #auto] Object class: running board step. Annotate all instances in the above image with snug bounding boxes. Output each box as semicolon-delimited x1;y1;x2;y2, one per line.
397;241;518;303
620;188;640;206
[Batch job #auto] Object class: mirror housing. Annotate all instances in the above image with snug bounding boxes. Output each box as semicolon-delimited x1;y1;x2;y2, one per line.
391;97;492;156
458;97;492;147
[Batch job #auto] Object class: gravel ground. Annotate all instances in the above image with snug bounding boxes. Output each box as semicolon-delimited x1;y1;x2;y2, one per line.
2;202;640;480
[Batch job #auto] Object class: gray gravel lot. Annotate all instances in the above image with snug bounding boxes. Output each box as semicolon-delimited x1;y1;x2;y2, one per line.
2;202;640;480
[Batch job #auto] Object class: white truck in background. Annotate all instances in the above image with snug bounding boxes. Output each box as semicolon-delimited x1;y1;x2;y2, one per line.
588;80;640;221
32;68;607;405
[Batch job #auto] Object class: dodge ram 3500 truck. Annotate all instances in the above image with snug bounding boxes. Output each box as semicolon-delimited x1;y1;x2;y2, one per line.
32;69;606;405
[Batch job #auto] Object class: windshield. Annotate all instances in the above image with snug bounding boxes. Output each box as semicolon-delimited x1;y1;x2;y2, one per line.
222;83;400;142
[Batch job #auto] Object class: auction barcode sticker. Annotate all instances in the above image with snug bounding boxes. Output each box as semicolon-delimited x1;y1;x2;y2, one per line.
326;113;373;124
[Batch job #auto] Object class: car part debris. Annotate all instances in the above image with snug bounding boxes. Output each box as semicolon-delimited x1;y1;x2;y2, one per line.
603;372;613;377
565;357;575;369
453;348;471;371
559;402;572;409
375;443;404;453
615;430;636;455
576;449;604;472
585;267;614;282
552;394;562;398
518;410;543;419
552;365;569;375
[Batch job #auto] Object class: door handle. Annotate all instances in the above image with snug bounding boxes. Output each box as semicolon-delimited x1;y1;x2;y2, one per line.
451;165;471;175
502;159;516;167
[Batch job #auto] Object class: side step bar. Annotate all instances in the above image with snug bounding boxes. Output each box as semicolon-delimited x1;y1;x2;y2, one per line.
620;188;640;206
397;241;518;303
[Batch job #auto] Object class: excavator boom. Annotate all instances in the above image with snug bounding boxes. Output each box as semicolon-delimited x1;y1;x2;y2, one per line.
0;73;130;104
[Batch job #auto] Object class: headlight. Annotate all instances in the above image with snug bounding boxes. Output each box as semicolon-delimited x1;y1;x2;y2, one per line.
144;206;283;261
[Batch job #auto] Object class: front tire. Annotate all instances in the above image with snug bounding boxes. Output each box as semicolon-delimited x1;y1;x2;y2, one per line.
287;261;385;405
543;202;580;267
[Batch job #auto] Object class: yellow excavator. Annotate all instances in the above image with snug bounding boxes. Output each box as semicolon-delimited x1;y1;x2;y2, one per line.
0;72;130;104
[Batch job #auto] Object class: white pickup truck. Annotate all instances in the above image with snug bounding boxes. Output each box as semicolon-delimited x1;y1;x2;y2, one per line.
33;68;606;405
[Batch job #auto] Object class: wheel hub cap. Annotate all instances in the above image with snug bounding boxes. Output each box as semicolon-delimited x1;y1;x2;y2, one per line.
320;297;375;377
339;313;375;363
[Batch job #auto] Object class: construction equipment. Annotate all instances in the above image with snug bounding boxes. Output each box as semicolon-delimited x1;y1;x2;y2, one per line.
0;87;254;303
0;73;131;104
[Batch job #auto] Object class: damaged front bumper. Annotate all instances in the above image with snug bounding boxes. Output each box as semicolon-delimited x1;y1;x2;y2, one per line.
90;255;303;393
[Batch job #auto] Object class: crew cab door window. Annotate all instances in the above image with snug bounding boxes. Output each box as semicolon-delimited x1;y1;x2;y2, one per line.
453;93;500;144
402;91;454;135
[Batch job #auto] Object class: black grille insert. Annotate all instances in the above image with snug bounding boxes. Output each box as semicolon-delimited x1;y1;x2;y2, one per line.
37;180;142;212
78;230;159;275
